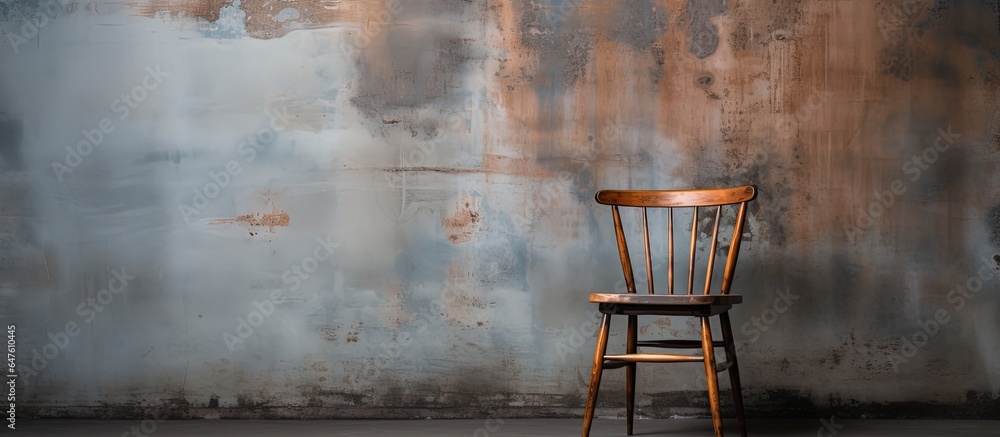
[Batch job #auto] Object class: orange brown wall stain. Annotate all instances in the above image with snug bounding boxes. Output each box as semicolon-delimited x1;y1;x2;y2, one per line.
480;0;1000;252
131;0;374;38
128;0;232;21
210;211;290;232
443;198;482;244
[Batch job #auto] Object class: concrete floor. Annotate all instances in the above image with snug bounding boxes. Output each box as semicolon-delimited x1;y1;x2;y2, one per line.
10;418;1000;436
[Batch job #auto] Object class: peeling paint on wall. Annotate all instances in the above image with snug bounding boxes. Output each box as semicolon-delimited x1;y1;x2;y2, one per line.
210;211;290;232
129;0;231;22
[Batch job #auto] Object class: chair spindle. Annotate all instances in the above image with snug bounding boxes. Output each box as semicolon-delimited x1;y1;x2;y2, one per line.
687;207;698;295
643;207;654;295
667;208;674;295
612;205;636;294
703;206;723;295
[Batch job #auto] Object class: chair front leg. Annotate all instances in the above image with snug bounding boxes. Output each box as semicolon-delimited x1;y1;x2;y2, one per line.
701;317;723;437
626;315;637;435
721;312;747;437
582;313;613;437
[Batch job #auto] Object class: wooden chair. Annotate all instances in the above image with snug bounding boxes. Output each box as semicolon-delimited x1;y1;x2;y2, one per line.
581;186;757;437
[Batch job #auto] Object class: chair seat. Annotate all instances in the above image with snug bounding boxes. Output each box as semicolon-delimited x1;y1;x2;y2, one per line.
590;293;741;317
589;293;742;305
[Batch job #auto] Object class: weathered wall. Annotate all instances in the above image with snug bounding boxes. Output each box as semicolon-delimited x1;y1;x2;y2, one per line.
1;0;999;420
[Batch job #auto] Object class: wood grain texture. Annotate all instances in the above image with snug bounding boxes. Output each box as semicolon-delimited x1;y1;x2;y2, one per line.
589;293;743;305
595;186;758;208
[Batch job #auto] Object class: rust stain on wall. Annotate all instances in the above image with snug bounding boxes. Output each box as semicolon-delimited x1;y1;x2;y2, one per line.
438;263;491;329
238;0;369;39
443;197;482;244
126;0;372;38
210;211;290;232
485;0;589;174
480;0;1000;252
128;0;232;21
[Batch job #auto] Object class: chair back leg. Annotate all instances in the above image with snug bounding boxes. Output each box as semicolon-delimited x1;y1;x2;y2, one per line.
626;315;638;435
721;313;748;437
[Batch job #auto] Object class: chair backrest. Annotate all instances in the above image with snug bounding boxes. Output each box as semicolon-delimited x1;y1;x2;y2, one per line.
595;186;757;296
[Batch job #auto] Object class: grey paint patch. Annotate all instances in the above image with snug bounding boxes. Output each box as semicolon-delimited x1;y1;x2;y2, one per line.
355;30;456;108
0;114;23;170
519;3;592;94
0;0;44;21
881;40;914;81
349;1;483;137
274;8;299;23
914;0;953;36
475;200;530;292
610;0;668;50
686;0;726;58
393;235;456;296
987;204;1000;249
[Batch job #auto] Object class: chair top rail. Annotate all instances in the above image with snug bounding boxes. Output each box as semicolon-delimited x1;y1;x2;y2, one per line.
596;186;757;208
